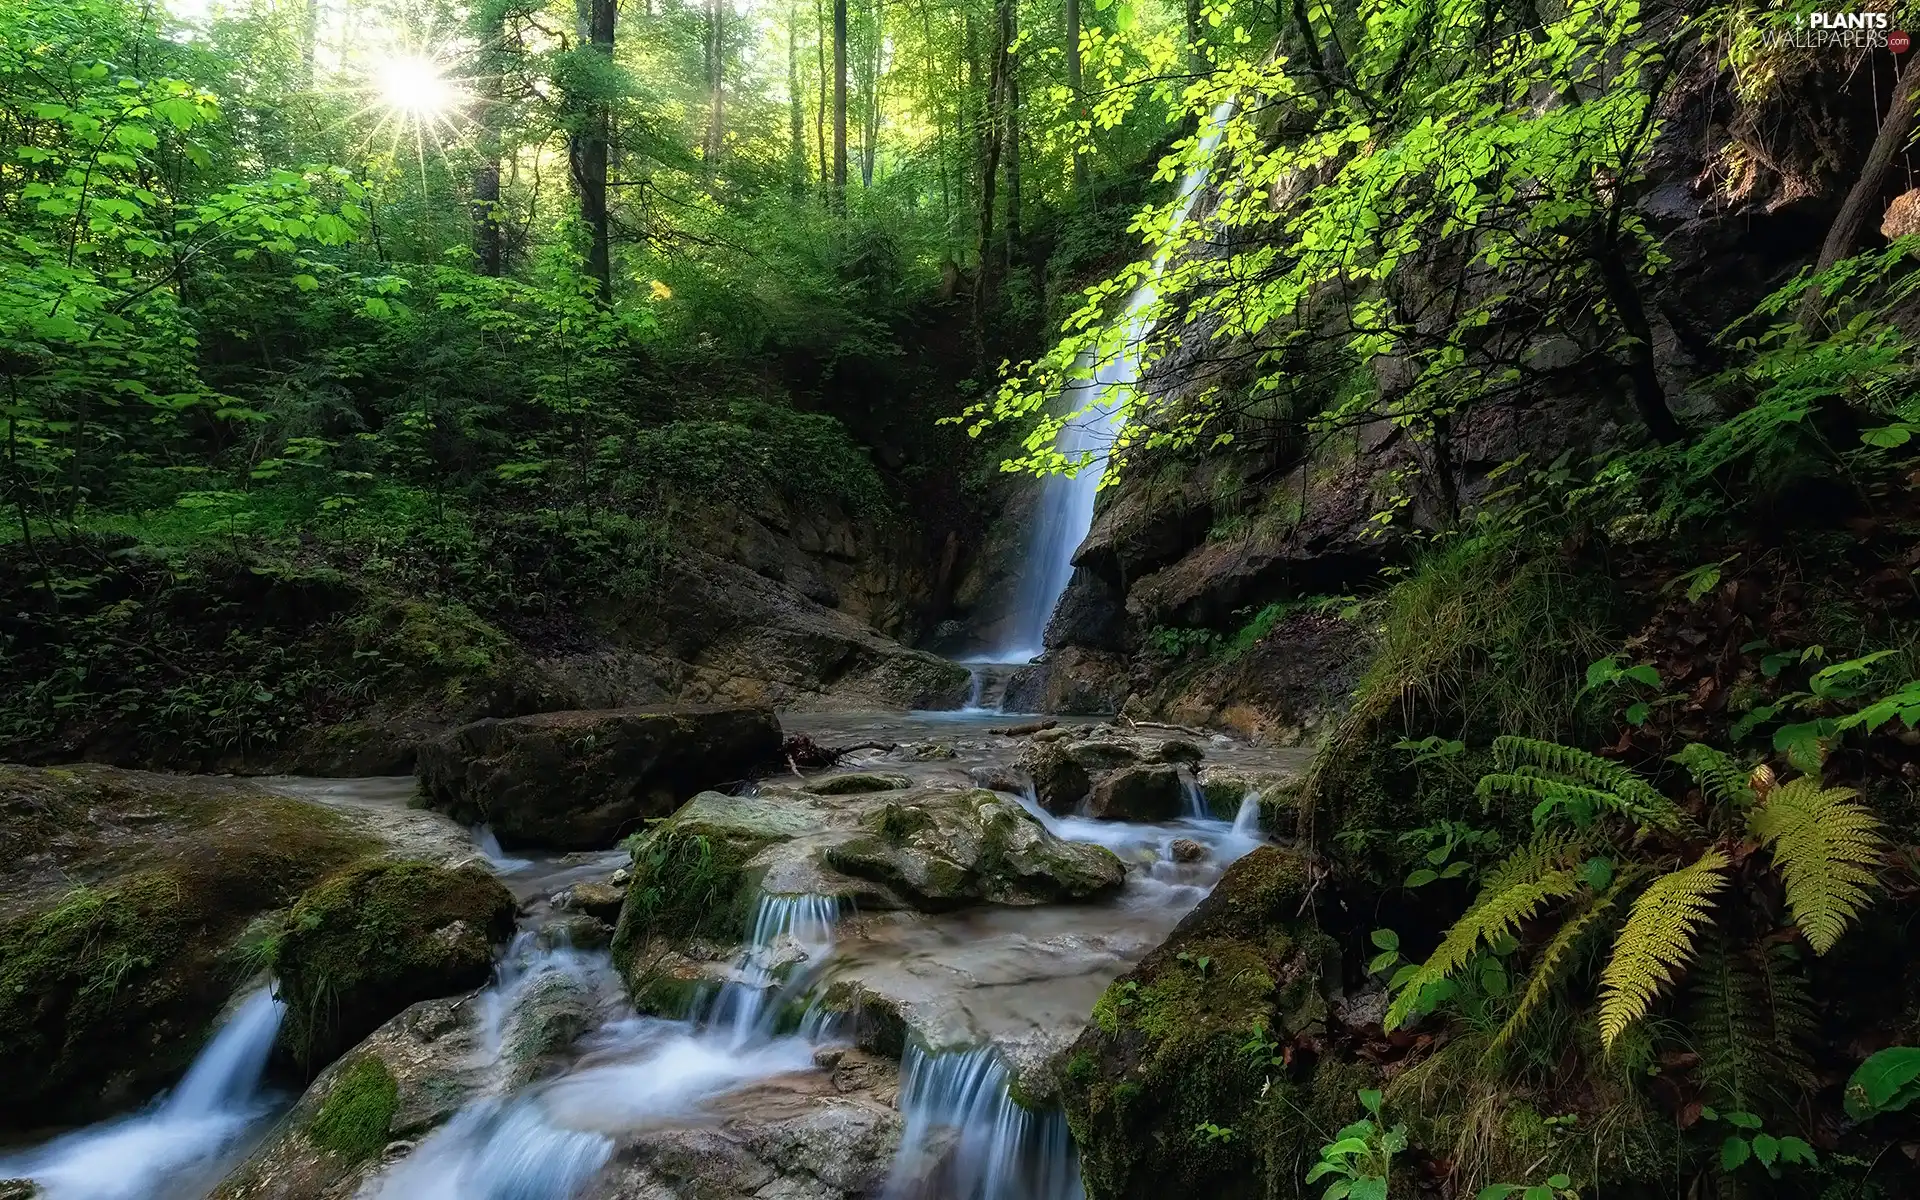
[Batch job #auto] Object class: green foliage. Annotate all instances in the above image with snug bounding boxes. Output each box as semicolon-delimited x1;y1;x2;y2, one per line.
1747;777;1883;954
1596;848;1727;1049
1844;1047;1920;1121
1476;1175;1575;1200
1305;1090;1405;1200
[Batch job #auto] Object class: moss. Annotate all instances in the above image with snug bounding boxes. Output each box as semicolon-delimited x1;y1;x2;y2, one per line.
0;769;378;1127
306;1054;398;1161
803;772;912;795
610;828;766;979
627;971;707;1019
272;860;515;1070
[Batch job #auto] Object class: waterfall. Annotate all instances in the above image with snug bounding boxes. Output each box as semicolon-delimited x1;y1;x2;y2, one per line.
988;100;1238;663
0;986;287;1200
1178;768;1211;820
1231;789;1263;838
700;892;840;1045
883;1044;1083;1200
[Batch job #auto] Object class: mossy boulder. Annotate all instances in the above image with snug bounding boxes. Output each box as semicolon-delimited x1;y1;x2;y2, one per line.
609;790;815;979
803;771;912;795
823;788;1125;910
272;860;516;1069
1060;846;1351;1200
1085;764;1186;821
1016;739;1092;813
415;704;783;850
0;765;379;1131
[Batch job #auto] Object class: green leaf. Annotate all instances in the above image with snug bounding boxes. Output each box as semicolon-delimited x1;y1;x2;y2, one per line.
1751;1133;1778;1168
1370;928;1399;952
1624;701;1650;726
1358;1089;1383;1115
1404;868;1439;888
1475;1188;1519;1200
1721;1136;1751;1171
1845;1046;1920;1120
1776;1137;1815;1165
1724;1111;1764;1130
291;273;319;292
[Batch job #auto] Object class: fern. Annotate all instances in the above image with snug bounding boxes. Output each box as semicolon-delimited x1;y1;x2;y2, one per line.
1598;848;1729;1049
1688;938;1818;1113
1481;736;1688;831
1748;777;1884;953
1487;872;1634;1058
1386;830;1586;1030
1672;743;1755;810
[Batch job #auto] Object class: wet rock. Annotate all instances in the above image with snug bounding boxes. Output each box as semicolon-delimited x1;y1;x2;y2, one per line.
1085;764;1186;822
416;705;784;850
1065;739;1142;769
502;971;598;1088
0;765;388;1131
965;765;1028;794
1059;847;1354;1200
803;772;912;795
213;994;492;1200
0;1179;40;1199
906;741;958;761
539;914;613;952
1169;838;1210;863
1015;739;1092;813
271;861;517;1069
824;789;1125;910
561;881;628;924
1147;738;1206;764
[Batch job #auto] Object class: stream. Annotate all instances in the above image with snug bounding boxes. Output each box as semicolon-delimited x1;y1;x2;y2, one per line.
0;708;1306;1200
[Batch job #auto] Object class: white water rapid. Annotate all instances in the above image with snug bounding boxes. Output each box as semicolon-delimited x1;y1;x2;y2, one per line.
987;100;1238;664
0;987;287;1200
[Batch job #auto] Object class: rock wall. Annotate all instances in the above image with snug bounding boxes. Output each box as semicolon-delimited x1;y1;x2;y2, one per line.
978;51;1891;740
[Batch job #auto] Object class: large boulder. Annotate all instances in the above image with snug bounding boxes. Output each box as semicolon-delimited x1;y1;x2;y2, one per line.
415;705;784;850
1059;846;1356;1200
1085;764;1187;821
0;765;392;1130
823;789;1126;910
270;861;517;1069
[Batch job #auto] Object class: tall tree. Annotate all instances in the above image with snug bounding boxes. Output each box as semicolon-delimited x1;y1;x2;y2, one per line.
1003;0;1020;252
568;0;616;301
816;0;829;189
704;0;726;171
974;0;1009;279
832;0;847;206
788;2;806;195
1066;0;1086;188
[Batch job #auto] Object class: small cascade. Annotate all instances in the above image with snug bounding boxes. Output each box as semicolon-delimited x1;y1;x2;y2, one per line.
884;1045;1083;1200
1231;789;1263;838
1179;768;1211;820
700;892;841;1044
0;986;287;1200
474;823;532;873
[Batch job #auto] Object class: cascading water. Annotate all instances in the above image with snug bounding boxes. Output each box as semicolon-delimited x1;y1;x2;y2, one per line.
0;986;287;1200
699;892;841;1044
1231;789;1263;838
987;100;1239;664
884;1044;1083;1200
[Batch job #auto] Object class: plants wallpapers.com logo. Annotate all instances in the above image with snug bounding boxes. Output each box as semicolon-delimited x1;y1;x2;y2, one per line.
1777;10;1913;52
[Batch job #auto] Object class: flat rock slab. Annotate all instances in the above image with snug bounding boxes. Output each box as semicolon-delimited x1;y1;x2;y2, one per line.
416;706;783;850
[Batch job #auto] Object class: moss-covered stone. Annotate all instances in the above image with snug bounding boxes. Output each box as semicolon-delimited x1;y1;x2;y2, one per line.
823;789;1125;910
803;771;913;794
306;1054;398;1161
1059;846;1350;1200
414;705;784;850
0;765;378;1131
272;860;516;1070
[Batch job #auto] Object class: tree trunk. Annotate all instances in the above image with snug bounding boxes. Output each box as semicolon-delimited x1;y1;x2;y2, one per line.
704;0;725;172
1066;0;1086;189
815;0;829;189
833;0;848;207
975;0;1008;278
788;2;806;195
1596;246;1681;444
473;164;502;275
1003;0;1020;256
1185;0;1203;75
1798;59;1920;332
859;0;880;187
567;0;615;302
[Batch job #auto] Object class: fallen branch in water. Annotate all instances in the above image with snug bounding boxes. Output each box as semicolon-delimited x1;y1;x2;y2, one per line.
781;734;898;772
989;720;1057;736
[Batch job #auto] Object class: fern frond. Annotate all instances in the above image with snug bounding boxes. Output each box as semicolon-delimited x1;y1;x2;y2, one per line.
1748;776;1884;954
1688;937;1818;1112
1672;743;1755;809
1487;871;1636;1059
1386;830;1586;1030
1482;736;1688;831
1598;848;1729;1050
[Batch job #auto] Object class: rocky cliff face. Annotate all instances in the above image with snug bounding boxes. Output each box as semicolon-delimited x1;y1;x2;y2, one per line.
986;51;1894;739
